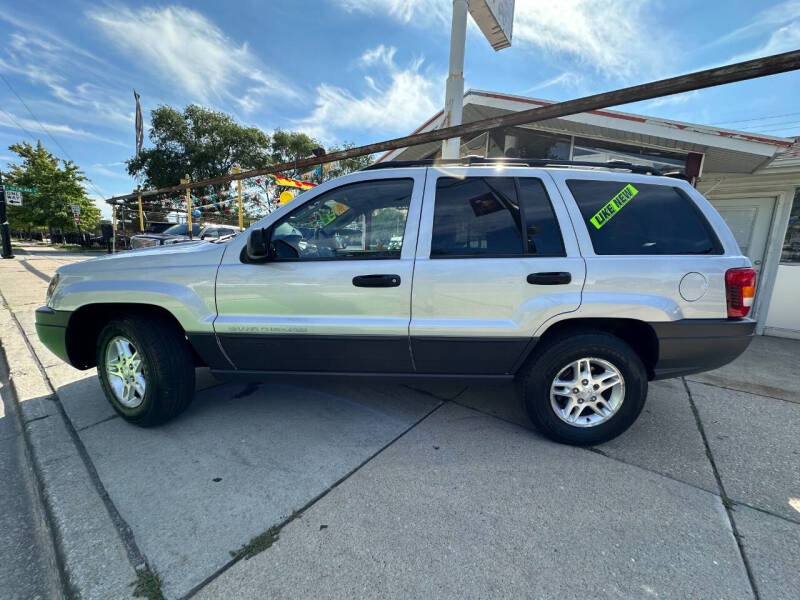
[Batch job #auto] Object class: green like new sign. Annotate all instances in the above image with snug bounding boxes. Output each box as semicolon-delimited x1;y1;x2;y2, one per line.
2;184;38;193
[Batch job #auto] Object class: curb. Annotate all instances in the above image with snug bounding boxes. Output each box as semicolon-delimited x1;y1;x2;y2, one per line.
0;306;141;599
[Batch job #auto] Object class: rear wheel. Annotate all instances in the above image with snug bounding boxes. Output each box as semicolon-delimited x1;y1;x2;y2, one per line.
97;314;195;426
520;332;647;445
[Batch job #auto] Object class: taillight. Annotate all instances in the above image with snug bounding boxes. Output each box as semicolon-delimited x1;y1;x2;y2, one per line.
725;267;756;318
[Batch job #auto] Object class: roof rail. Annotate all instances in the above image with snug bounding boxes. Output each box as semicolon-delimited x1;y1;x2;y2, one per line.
363;156;663;175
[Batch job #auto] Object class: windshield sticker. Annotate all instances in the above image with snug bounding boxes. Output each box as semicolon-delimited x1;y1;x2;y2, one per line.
589;184;639;229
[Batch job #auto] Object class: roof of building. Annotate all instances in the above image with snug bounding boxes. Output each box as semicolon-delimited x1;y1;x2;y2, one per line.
380;89;796;174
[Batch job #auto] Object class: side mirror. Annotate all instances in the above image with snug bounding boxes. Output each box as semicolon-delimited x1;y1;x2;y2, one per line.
246;227;271;261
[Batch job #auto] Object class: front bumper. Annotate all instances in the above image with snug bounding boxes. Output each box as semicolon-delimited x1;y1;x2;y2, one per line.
34;306;72;364
650;318;756;380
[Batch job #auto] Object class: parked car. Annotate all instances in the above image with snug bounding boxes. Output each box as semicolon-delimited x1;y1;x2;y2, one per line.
35;158;756;445
130;223;237;249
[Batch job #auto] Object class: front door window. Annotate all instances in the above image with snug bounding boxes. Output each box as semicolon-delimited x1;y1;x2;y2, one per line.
271;179;414;260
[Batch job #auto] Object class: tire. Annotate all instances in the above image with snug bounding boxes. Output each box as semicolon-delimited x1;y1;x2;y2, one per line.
96;314;195;426
519;331;647;446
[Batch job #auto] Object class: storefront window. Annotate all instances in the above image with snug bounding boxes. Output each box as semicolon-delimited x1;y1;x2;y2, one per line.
502;128;571;160
780;188;800;264
572;137;686;173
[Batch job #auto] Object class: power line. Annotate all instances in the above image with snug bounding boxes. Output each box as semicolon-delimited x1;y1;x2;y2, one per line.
0;105;40;142
711;110;800;126
0;73;109;200
746;122;800;134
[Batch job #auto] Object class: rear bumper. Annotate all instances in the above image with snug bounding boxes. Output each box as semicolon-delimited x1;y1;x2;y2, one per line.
650;318;756;380
34;306;72;364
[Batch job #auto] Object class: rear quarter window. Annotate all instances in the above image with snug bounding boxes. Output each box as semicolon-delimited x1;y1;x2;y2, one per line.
567;180;723;255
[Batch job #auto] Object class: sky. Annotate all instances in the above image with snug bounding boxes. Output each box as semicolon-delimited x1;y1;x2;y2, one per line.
0;0;799;218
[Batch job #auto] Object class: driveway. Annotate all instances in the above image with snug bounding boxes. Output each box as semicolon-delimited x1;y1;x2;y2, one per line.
1;243;797;599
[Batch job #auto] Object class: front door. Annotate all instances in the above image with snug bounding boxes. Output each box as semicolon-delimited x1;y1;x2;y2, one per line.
214;172;424;373
410;169;585;374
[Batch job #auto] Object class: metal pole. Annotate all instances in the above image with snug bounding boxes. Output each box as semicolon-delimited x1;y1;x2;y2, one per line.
182;174;192;240
103;49;800;204
112;204;117;253
233;165;244;231
137;185;144;232
0;170;13;259
441;0;468;159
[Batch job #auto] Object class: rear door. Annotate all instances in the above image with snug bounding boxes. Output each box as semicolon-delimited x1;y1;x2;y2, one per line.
410;167;585;374
214;169;424;373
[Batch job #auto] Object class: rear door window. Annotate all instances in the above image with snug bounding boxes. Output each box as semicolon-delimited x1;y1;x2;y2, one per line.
431;176;564;257
566;180;722;255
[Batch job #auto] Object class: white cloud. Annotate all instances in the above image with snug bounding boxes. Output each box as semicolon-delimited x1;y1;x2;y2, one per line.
89;163;131;180
299;48;440;142
729;24;800;63
0;111;126;147
360;45;398;68
332;0;668;79
0;24;135;132
518;72;582;95
645;90;700;109
710;1;800;47
89;6;297;112
335;0;449;24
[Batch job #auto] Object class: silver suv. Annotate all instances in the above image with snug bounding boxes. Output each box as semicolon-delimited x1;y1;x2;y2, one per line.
35;159;757;445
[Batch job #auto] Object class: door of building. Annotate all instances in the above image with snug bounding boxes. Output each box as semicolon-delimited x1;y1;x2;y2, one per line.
710;196;776;312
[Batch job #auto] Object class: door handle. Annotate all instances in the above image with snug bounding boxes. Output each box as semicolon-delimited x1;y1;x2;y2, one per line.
527;272;572;285
352;274;402;288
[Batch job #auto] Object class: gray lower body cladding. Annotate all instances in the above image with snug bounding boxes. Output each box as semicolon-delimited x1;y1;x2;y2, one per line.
35;307;754;382
649;318;755;380
199;319;754;380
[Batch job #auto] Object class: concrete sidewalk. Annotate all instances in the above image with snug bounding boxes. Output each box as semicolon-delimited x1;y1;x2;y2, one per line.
1;243;797;599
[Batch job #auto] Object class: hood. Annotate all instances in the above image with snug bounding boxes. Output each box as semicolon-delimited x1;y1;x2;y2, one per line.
56;239;227;275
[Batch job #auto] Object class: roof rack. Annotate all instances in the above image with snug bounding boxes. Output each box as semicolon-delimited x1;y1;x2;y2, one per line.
363;156;663;175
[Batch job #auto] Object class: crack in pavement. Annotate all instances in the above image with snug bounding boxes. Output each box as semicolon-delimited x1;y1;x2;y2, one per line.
182;398;447;600
683;377;761;600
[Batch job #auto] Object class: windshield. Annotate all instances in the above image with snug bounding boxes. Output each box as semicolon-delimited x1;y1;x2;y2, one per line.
162;223;201;236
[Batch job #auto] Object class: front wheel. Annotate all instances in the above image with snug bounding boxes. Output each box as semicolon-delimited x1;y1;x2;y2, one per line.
97;314;195;426
519;332;647;446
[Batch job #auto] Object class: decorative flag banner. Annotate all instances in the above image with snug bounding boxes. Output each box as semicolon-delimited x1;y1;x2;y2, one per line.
269;174;317;191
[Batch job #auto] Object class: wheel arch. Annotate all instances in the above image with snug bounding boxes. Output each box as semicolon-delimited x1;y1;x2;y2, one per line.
520;318;659;380
65;303;196;369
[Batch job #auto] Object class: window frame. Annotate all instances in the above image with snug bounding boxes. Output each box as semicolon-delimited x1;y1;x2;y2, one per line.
565;178;724;257
428;175;566;260
262;177;416;263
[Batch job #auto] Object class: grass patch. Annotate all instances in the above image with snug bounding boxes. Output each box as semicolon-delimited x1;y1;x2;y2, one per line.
230;526;281;560
132;570;164;600
229;509;303;560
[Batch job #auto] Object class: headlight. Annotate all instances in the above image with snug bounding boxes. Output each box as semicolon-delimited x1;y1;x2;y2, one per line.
46;273;61;306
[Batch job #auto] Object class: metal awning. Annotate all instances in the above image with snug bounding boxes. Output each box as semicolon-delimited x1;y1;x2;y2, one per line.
383;89;793;174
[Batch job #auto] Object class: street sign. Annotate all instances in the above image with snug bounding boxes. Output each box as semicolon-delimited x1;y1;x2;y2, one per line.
73;214;80;225
1;184;38;194
5;190;23;206
469;0;515;51
70;204;81;215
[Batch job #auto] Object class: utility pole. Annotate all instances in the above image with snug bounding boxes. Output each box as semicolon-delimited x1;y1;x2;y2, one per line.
233;165;244;231
441;0;468;159
0;170;13;259
182;174;192;239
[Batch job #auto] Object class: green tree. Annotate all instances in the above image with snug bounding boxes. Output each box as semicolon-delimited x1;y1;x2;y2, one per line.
269;129;321;179
5;141;100;232
127;104;274;190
